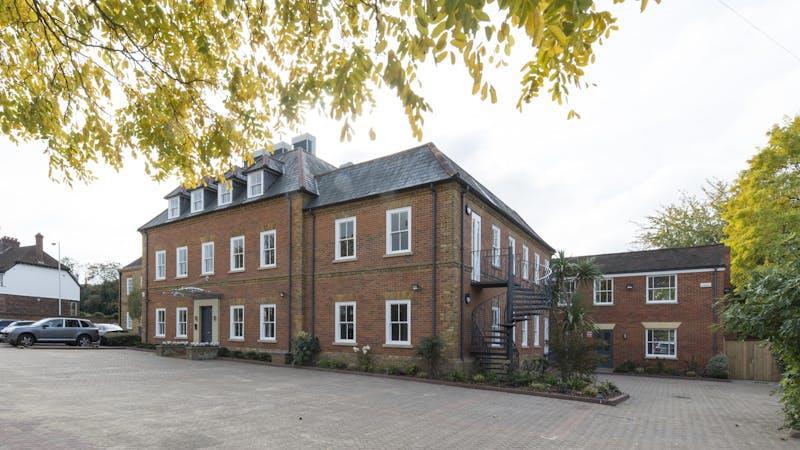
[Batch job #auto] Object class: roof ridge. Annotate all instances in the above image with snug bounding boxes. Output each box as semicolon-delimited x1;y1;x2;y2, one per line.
313;143;432;178
575;243;726;259
426;143;459;177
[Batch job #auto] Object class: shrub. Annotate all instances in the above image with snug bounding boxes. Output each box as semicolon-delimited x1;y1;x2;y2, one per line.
686;355;700;373
101;332;140;346
596;380;619;397
245;351;259;360
135;342;156;350
446;370;466;382
485;372;499;385
565;377;590;392
685;370;697;377
231;350;244;359
644;366;660;375
472;373;486;383
634;367;645;374
291;331;320;366
520;357;548;378
542;373;560;386
416;371;428;378
352;345;373;372
529;382;548;391
581;386;599;397
218;347;231;357
318;359;347;369
416;336;444;378
614;360;636;373
655;358;666;374
706;354;729;379
404;364;419;376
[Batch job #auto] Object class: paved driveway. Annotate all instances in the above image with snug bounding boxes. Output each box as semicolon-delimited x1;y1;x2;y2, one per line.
0;346;792;449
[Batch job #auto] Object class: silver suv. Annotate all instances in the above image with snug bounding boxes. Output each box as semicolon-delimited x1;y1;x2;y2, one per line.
7;318;100;347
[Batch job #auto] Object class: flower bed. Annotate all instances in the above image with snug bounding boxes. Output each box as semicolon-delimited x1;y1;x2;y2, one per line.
155;342;220;359
612;356;730;381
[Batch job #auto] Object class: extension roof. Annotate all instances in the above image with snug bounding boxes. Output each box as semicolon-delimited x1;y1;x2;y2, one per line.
574;244;729;274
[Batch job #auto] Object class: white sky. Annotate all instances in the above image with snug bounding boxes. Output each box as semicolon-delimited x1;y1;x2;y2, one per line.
1;0;799;270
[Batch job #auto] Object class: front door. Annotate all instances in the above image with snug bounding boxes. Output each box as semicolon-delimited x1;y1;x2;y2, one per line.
595;330;614;368
471;213;481;281
200;306;213;343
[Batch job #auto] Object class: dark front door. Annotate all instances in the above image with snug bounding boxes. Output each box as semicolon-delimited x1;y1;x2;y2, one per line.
200;306;213;343
595;330;614;369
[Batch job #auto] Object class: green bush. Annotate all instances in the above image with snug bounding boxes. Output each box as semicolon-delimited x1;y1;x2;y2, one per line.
521;357;548;378
634;367;645;374
528;382;547;391
472;373;486;383
542;373;560;386
685;370;697;377
613;360;636;373
565;377;590;391
644;366;660;375
416;336;444;378
101;332;140;346
291;331;320;366
446;370;466;382
385;366;402;375
581;386;599;397
404;364;419;376
135;342;156;350
218;347;230;357
318;359;347;369
416;371;428;378
231;350;244;359
596;380;619;397
706;354;729;379
485;372;499;385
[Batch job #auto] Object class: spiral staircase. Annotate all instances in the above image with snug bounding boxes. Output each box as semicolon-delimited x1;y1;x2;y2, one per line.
470;248;552;375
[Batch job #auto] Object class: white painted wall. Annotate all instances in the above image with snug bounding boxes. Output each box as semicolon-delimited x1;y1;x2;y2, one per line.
0;264;80;301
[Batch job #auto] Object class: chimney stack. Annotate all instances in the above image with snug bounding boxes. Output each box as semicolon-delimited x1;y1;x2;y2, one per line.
0;236;20;254
292;133;316;155
35;233;44;263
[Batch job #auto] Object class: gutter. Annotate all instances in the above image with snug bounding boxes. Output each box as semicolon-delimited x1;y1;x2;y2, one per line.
287;193;293;345
311;210;316;337
459;185;467;361
142;231;149;342
430;183;437;336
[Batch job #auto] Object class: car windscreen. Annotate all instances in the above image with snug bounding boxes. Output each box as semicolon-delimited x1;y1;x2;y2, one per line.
80;321;95;328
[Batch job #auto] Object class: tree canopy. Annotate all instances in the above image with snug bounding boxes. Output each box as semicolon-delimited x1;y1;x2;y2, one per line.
723;116;800;286
1;0;656;185
634;179;730;250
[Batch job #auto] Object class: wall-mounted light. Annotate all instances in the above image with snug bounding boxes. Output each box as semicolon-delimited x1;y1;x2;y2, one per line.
623;332;628;340
626;283;634;290
411;283;421;292
464;293;471;304
279;291;286;297
465;205;472;215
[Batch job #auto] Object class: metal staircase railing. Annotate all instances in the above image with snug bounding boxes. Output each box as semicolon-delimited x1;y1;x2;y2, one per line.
470;247;553;375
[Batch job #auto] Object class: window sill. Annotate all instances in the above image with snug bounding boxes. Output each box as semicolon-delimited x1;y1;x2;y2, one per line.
645;355;677;360
383;343;413;349
534;344;541;348
174;336;188;340
175;275;188;279
154;335;165;338
154;278;166;282
332;341;357;346
333;257;357;263
228;338;244;342
384;251;413;258
522;345;529;349
593;303;614;307
258;265;277;271
201;272;214;276
646;301;678;305
258;339;277;344
228;269;245;274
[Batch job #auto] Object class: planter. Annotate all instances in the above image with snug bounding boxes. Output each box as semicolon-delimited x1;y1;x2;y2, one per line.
186;346;219;360
155;344;187;358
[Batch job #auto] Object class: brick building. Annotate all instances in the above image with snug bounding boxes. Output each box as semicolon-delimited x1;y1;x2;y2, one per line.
0;234;81;320
118;257;143;334
571;245;729;370
138;136;554;370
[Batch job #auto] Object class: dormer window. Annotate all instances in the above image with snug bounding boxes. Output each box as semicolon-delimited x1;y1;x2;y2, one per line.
248;171;263;198
167;197;180;219
190;189;204;213
218;181;232;206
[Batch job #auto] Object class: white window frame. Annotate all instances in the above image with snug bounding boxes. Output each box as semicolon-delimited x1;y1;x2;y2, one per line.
230;236;245;272
201;242;215;275
125;312;133;330
521;317;529;348
259;230;276;268
190;189;204;213
217;181;232;206
176;307;188;338
155;250;166;280
126;277;134;295
645;328;678;359
533;315;540;347
386;207;411;254
508;236;516;275
534;253;541;284
167;197;180;219
647;274;678;304
385;300;411;346
0;273;3;286
522;245;529;280
491;225;501;268
543;316;550;354
491;306;501;348
247;171;263;198
334;217;357;261
470;213;482;282
562;278;576;306
335;301;357;344
176;246;188;278
593;277;614;305
229;305;244;341
155;308;166;337
544;259;550;279
259;304;276;342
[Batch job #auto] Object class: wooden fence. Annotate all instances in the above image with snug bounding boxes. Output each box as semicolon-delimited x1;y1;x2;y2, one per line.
723;340;781;381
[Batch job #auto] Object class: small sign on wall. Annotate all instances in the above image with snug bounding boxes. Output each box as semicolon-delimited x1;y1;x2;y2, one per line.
700;282;712;288
586;331;593;338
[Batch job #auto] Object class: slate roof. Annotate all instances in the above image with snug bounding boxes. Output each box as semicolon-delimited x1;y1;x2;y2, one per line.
122;257;142;270
138;143;552;251
0;244;77;280
574;244;728;275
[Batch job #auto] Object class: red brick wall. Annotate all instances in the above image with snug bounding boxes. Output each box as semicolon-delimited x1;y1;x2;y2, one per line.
576;268;729;369
0;294;80;320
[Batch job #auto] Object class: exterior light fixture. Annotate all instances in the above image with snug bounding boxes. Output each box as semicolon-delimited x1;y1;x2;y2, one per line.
465;205;472;215
464;293;471;304
411;283;421;292
626;283;634;290
279;291;286;297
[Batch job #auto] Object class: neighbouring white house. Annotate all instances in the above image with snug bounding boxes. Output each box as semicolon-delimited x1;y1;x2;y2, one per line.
0;233;80;320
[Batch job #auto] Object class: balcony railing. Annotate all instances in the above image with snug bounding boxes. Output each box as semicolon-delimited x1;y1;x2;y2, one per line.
470;248;551;287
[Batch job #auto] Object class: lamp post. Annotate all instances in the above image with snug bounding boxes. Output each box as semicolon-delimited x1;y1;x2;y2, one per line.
51;241;62;316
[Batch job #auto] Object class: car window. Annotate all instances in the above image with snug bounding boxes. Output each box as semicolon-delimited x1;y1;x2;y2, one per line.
0;320;12;328
80;321;95;328
65;319;81;328
44;319;64;327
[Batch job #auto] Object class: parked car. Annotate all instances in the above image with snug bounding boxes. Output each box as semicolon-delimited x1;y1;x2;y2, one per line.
0;321;35;343
6;318;100;347
0;319;15;330
96;323;124;337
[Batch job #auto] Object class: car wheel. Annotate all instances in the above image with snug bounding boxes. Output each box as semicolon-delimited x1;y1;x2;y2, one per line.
18;333;35;347
77;334;92;347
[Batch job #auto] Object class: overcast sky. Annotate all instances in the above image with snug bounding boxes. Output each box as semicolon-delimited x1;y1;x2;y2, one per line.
2;0;799;270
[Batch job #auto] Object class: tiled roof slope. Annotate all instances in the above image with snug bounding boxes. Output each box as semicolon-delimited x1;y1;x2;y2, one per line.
122;257;142;270
0;245;63;272
573;244;728;274
139;143;552;251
